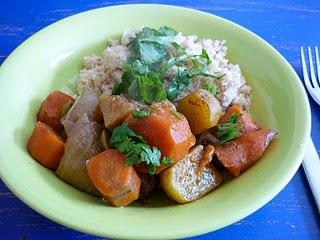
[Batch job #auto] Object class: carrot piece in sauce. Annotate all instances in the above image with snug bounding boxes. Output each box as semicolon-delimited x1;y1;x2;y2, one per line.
87;149;141;207
127;101;195;174
27;121;64;170
215;129;277;176
218;105;260;135
37;91;74;131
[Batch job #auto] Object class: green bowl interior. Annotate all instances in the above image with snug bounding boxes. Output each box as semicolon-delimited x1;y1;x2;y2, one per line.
0;4;310;240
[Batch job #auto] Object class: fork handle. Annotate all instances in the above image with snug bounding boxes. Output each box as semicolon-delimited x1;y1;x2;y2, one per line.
302;138;320;213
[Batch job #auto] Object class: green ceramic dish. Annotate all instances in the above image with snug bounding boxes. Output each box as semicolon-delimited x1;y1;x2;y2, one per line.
0;4;311;239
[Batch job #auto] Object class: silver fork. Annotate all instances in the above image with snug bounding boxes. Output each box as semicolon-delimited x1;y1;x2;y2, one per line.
301;47;320;105
300;46;320;212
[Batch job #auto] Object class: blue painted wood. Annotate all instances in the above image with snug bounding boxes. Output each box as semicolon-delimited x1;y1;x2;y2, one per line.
1;0;320;239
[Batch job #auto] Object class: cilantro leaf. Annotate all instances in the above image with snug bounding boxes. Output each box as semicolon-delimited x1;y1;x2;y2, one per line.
127;71;167;104
158;26;177;36
216;114;242;144
161;156;173;166
131;59;150;74
110;123;145;145
130;27;177;65
110;123;172;174
201;49;212;65
132;109;153;119
138;42;165;64
202;83;217;95
166;68;191;100
171;42;186;55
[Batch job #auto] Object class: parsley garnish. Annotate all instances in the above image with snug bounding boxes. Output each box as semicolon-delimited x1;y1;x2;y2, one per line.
132;109;153;119
110;123;170;174
216;114;242;144
129;27;177;65
166;68;191;100
113;64;167;104
171;42;186;55
202;83;217;96
113;26;223;103
161;157;173;166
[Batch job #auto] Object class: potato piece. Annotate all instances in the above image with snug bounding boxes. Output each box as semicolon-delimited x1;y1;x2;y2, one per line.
27;121;64;170
37;91;74;131
87;150;141;207
177;89;222;135
100;95;136;130
160;145;222;203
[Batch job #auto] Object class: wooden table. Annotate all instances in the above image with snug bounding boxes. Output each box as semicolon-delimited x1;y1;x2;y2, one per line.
1;0;320;239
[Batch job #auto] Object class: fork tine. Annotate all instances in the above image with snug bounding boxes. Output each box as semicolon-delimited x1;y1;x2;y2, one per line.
308;46;319;88
301;47;312;90
315;47;320;84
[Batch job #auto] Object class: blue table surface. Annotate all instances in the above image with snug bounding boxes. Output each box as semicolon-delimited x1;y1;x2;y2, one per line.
1;0;320;239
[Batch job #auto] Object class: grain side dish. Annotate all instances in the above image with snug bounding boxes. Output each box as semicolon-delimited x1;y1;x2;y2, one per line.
27;27;277;207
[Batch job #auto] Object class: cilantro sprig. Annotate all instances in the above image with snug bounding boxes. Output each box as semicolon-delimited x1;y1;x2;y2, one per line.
110;123;172;174
202;83;217;96
216;114;242;144
129;26;177;65
113;26;223;103
132;109;153;119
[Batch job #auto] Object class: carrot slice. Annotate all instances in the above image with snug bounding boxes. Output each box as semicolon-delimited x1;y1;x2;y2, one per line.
87;149;141;207
127;101;196;174
37;91;74;131
27;121;64;170
215;129;277;176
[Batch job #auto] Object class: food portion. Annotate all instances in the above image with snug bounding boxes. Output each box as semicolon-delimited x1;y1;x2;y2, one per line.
177;89;222;135
27;26;277;207
37;91;75;132
56;114;103;195
215;129;277;176
27;121;64;170
87;149;141;207
127;101;195;174
160;145;222;203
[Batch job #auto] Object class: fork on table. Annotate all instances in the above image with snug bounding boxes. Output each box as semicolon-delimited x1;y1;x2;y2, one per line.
300;46;320;213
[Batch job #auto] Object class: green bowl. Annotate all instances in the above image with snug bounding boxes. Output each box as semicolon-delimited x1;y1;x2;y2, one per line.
0;4;311;239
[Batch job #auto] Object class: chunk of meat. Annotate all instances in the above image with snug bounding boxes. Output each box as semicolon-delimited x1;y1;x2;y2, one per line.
239;114;260;135
215;129;277;176
37;91;74;131
197;131;219;146
218;105;260;135
127;101;196;174
56;114;103;195
100;95;138;130
63;86;100;126
137;173;157;201
27;122;64;170
87;149;141;207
